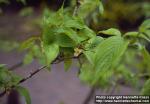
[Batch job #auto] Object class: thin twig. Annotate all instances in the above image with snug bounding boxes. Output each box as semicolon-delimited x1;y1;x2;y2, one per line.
0;55;79;97
73;0;81;16
8;61;23;71
83;87;96;104
18;66;47;84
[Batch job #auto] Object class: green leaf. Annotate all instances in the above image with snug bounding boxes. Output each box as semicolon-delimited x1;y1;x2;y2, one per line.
141;79;150;95
99;1;104;15
64;16;84;29
124;31;150;42
124;32;139;37
16;86;31;104
93;36;128;84
98;28;121;36
43;43;59;67
78;0;101;18
19;7;33;17
0;64;5;68
80;36;129;86
23;53;33;65
139;19;150;32
79;27;96;38
141;47;150;69
139;19;150;39
56;27;80;44
42;26;57;45
142;47;150;62
83;36;104;64
0;0;9;4
116;65;137;86
64;59;72;71
17;0;26;5
0;40;19;52
20;37;39;50
56;34;76;47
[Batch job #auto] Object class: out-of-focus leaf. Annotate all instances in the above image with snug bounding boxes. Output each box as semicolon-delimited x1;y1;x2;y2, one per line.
0;65;21;89
16;86;31;104
43;43;59;67
0;40;19;52
141;79;150;95
139;19;150;32
99;1;104;15
19;37;39;50
98;28;121;36
116;65;137;86
124;31;150;42
0;0;9;4
19;7;33;17
64;16;84;29
141;47;150;69
78;0;101;18
0;64;5;68
17;0;26;5
23;53;33;65
139;19;150;39
64;58;72;71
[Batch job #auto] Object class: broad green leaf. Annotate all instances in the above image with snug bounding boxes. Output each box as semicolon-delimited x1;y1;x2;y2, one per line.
141;79;150;95
80;36;129;86
93;36;128;84
99;1;104;15
83;36;104;64
83;51;95;65
43;43;59;67
16;86;31;104
98;28;121;36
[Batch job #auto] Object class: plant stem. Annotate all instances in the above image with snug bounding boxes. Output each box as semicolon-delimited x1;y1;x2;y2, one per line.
8;61;23;70
18;66;47;84
73;0;81;16
0;55;80;97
